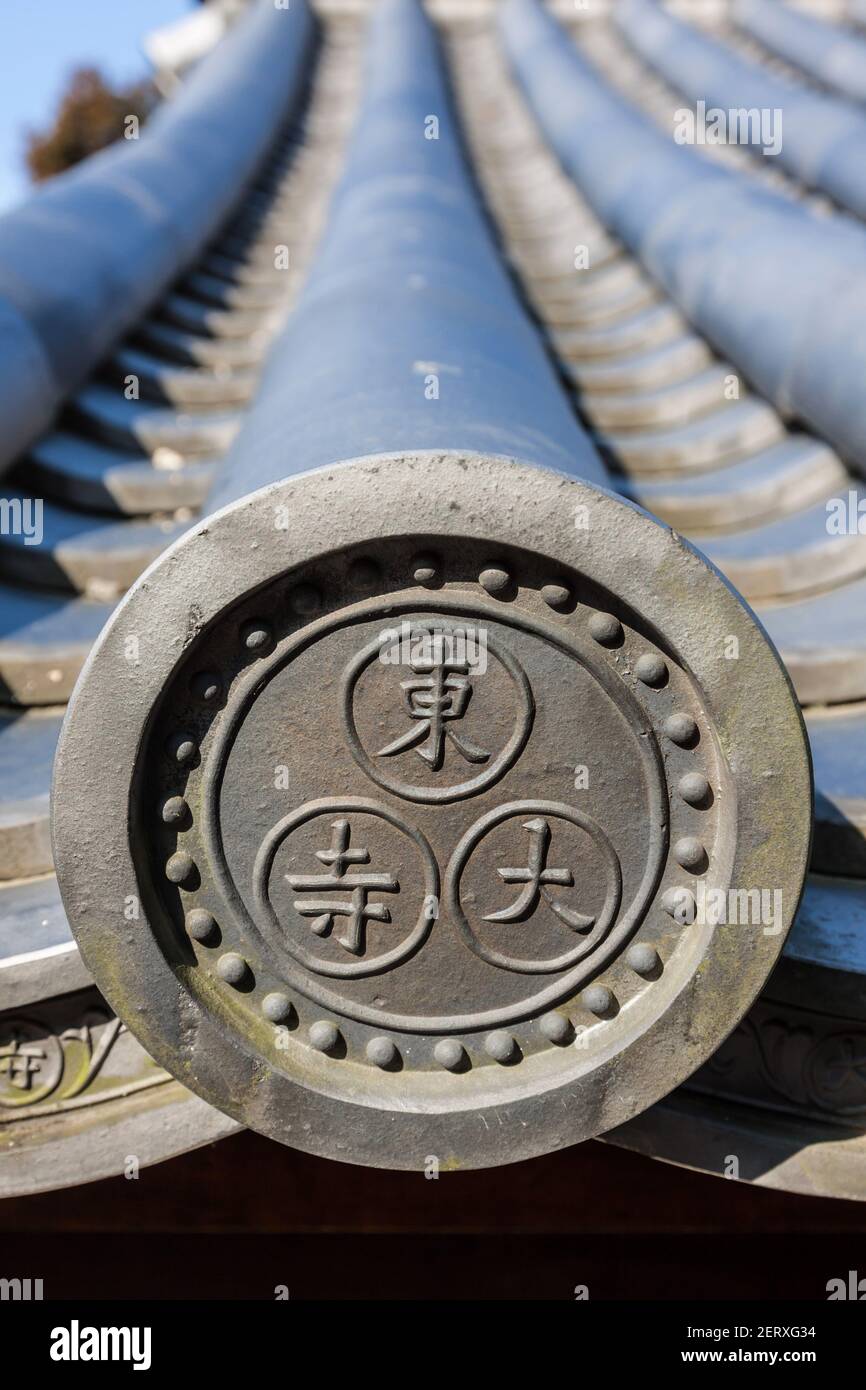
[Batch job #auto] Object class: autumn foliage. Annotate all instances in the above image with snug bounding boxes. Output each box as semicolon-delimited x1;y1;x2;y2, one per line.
25;67;156;182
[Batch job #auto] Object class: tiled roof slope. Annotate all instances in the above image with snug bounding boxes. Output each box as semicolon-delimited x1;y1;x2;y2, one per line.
1;0;866;1196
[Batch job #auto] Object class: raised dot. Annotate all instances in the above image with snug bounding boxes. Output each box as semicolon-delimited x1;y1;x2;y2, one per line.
662;886;697;923
541;582;571;610
675;835;707;871
309;1019;341;1053
411;553;439;586
679;771;710;806
166;731;196;764
485;1029;517;1063
539;1011;572;1044
191;671;222;702
635;653;668;687
165;851;195;885
366;1036;398;1068
348;557;380;589
581;984;613;1016
262;992;294;1023
626;943;660;977
185;908;217;943
290;583;321;615
664;712;698;746
241;620;272;653
479;565;511;595
161;795;189;826
216;952;248;986
588;612;622;645
433;1038;466;1071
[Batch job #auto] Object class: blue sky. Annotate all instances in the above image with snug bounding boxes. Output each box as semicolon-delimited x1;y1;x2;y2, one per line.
0;0;194;213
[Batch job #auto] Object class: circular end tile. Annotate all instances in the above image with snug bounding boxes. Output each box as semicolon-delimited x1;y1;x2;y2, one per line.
53;451;811;1170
